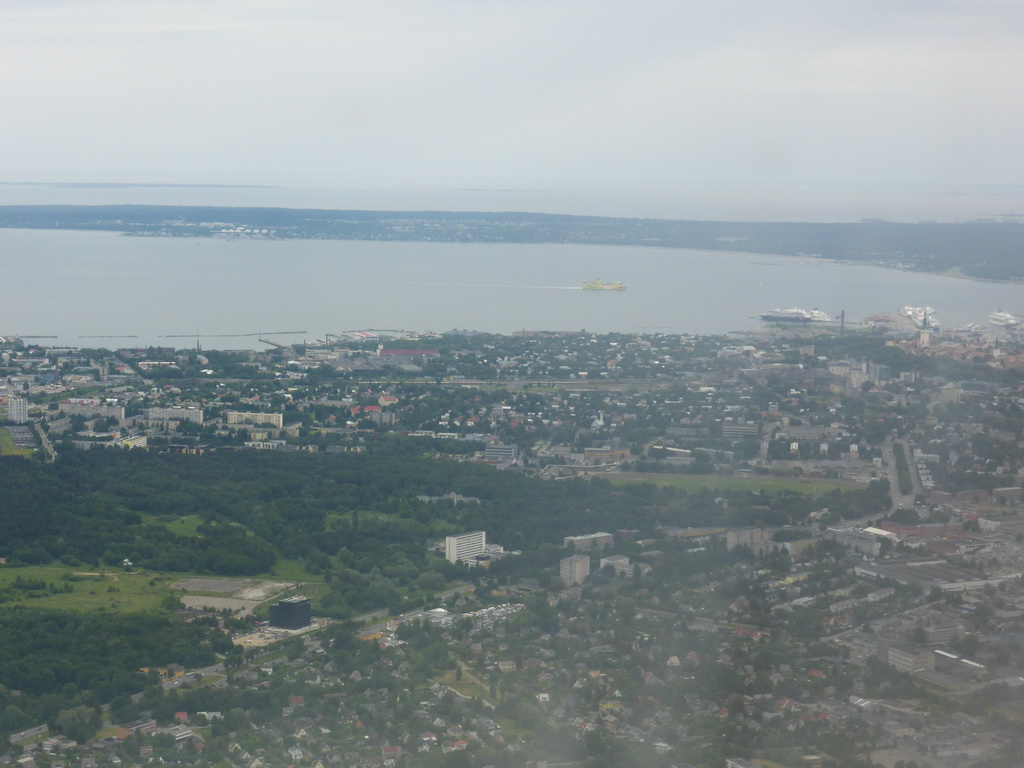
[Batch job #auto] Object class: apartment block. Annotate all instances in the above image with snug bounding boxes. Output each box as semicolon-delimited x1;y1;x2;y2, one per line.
560;554;591;586
445;530;487;564
225;411;285;428
143;406;205;425
7;397;28;424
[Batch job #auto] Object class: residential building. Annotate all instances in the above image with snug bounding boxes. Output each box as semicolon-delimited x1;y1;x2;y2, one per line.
726;527;770;551
721;419;760;438
224;411;285;428
599;554;633;577
560;554;590;586
826;527;884;557
484;442;517;463
563;532;614;551
445;531;487;564
726;527;776;556
58;401;125;421
7;397;28;424
143;406;205;425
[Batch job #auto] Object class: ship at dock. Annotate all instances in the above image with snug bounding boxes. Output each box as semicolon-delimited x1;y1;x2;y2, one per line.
582;279;626;291
902;305;939;329
759;307;831;323
990;310;1020;327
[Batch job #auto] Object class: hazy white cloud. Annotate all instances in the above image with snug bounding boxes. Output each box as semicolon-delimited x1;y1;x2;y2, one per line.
3;0;1024;215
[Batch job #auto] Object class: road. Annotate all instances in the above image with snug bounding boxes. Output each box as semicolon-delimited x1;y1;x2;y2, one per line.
899;438;926;500
9;724;47;744
32;419;57;462
883;438;919;509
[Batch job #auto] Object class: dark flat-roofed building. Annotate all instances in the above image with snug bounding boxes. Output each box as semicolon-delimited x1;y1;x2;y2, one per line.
269;596;311;629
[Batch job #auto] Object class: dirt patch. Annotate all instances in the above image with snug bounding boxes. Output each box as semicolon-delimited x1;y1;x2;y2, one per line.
234;581;294;600
172;578;252;593
181;596;260;613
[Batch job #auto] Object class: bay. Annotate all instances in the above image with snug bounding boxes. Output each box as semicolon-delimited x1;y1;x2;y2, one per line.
3;228;1023;349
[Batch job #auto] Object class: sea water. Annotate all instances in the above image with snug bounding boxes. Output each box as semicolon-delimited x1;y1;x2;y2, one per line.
3;228;1022;349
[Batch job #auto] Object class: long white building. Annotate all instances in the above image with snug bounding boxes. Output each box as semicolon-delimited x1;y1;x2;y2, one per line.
225;411;284;428
143;406;205;425
445;530;486;564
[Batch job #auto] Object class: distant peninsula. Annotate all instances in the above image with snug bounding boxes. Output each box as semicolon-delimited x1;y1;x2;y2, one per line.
2;204;1023;280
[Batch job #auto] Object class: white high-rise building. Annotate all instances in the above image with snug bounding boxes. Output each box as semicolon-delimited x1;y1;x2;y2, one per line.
7;397;28;424
445;530;486;564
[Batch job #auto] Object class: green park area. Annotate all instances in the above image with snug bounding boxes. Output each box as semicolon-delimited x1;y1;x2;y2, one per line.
0;565;177;612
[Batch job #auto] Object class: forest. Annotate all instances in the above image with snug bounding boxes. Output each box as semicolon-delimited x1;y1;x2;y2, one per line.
0;441;890;610
0;608;230;740
0;440;896;750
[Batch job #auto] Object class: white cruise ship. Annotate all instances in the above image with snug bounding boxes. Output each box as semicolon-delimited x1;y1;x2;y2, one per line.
990;310;1020;327
901;306;939;329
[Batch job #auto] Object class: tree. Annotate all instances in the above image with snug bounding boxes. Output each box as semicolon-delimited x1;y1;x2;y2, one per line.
52;705;100;743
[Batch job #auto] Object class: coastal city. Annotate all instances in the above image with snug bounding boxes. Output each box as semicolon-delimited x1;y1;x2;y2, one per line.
4;311;1024;768
7;1;1024;768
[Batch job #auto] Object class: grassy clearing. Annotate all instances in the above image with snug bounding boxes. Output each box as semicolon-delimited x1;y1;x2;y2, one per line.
140;513;206;537
435;668;493;704
606;472;856;495
0;562;336;619
0;565;178;612
0;428;33;457
266;558;323;582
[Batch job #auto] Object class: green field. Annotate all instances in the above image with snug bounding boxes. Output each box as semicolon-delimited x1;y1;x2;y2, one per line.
0;563;327;613
607;472;857;495
0;428;33;457
141;513;206;537
0;565;177;612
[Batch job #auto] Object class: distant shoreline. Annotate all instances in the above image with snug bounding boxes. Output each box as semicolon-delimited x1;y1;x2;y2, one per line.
0;203;1022;283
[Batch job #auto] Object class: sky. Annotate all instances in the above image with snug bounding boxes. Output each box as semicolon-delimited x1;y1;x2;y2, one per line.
3;0;1024;220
